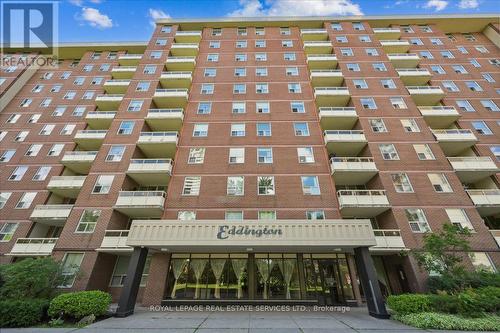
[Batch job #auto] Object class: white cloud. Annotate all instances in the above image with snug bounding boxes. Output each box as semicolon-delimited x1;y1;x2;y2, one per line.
148;8;170;27
69;0;84;6
227;0;363;17
80;7;113;29
423;0;448;11
458;0;479;9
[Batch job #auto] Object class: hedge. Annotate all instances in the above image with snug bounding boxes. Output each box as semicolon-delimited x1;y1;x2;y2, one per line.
428;271;500;293
395;312;500;331
0;299;49;328
386;294;431;315
48;290;111;320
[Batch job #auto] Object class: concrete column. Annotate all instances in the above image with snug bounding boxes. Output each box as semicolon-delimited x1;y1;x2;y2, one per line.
354;247;389;319
116;247;149;317
346;253;362;306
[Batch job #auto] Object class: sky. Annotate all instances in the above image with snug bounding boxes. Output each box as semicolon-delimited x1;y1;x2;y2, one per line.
58;0;499;42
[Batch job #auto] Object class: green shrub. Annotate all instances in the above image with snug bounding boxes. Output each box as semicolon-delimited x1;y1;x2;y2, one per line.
0;257;64;300
0;299;49;327
429;293;460;314
428;271;500;293
386;294;431;315
395;312;500;331
48;290;111;319
475;287;500;313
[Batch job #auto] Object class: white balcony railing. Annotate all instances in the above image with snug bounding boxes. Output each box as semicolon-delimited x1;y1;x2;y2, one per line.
9;238;58;255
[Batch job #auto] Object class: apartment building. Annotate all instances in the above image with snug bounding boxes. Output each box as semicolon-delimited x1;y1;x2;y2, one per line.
0;14;499;318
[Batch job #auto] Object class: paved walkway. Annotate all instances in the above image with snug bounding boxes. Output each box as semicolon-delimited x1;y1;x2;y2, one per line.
2;307;494;332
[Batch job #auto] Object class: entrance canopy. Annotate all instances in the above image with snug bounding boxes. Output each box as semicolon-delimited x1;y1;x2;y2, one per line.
126;219;376;252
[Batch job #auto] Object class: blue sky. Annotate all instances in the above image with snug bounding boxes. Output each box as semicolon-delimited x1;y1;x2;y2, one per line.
59;0;499;42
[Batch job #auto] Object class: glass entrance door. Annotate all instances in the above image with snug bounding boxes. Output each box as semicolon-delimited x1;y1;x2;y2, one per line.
318;260;345;305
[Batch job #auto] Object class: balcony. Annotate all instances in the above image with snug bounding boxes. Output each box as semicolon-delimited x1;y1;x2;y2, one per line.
490;230;500;248
118;54;142;66
300;28;328;41
61;151;97;174
318;107;358;130
137;131;178;158
419;106;460;129
95;94;123;111
103;79;130;94
165;56;196;71
303;41;332;54
407;86;445;106
372;27;401;40
159;71;192;89
306;54;338;69
170;43;199;56
431;129;478;156
371;230;406;253
85;111;116;130
30;204;73;226
114;191;166;218
47;176;86;198
111;66;136;79
175;30;202;43
466;189;500;217
448;157;499;183
387;53;420;68
396;68;431;86
310;69;343;86
330;157;378;185
74;130;107;150
146;108;184;131
324;130;367;156
7;238;57;256
314;87;350;107
97;230;132;254
337;190;390;217
380;40;410;53
126;159;173;186
153;89;188;108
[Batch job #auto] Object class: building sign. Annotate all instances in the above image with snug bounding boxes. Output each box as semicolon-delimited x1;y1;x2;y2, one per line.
216;225;283;240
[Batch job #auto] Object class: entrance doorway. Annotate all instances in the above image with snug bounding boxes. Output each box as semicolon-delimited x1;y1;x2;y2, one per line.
317;260;345;305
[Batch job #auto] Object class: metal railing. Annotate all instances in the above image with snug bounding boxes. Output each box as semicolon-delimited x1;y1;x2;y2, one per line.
319;107;356;112
155;88;188;93
139;131;178;137
129;158;173;165
33;204;73;210
315;87;349;91
373;229;401;237
15;238;58;244
86;111;116;116
119;54;142;58
432;129;473;135
407;86;442;91
466;189;500;196
337;189;387;196
161;71;192;75
104;79;131;83
419;106;456;111
166;56;196;60
311;69;342;73
118;191;166;198
148;108;183;114
50;175;86;181
301;29;327;33
307;54;337;58
325;130;364;135
373;28;400;32
63;151;98;156
448;156;493;163
331;157;374;163
172;43;199;46
396;68;430;72
176;31;202;35
76;130;107;134
96;94;124;98
387;53;418;57
380;39;408;43
112;66;136;70
104;230;129;237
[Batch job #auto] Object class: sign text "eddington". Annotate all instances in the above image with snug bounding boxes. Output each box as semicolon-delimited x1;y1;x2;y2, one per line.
216;225;283;240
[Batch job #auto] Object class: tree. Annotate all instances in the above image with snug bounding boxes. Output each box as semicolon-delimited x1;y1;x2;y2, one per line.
413;223;472;276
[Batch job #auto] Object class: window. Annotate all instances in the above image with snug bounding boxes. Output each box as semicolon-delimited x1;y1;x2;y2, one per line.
359;35;371;42
15;131;29;142
419;51;433;59
256;123;271;136
82;91;94;100
201;84;214;94
361;98;377;109
470;59;481;67
457;46;468;54
207;54;219;62
294;122;309;136
227;176;244;196
23;145;39;158
255;53;267;61
475;45;488;53
232;102;245;114
1;150;15;162
427;173;453;193
235;53;246;62
331;22;342;31
9;166;28;181
431;65;445;74
306;211;325;220
297;147;314;163
373;63;387;72
284;53;296;61
193;124;208;137
481;100;499;111
256;83;269;94
301;176;320;195
353;79;368;89
236;40;247;48
33;166;51;181
430;38;443;45
0;192;11;209
446;209;473;230
40;124;55;135
73;77;85;85
63;91;76;100
59;253;84;288
0;223;17;241
258;211;276;220
280;27;291;35
234;68;245;77
188;148;205;164
237;27;247;35
110;256;151;287
255;27;265;35
291;101;305;113
60;124;76;135
230;123;245;137
353;22;364;30
76;209;100;233
28;114;41;123
347;63;360;71
442;81;459;92
379;144;399;160
82;65;93;72
6;114;20;123
212;28;222;36
288;83;301;93
258;176;275;195
471;121;492;135
118;121;134;135
414;144;435;160
365;48;378;56
229;148;244;164
73;106;86;116
286;67;299;76
91;77;103;85
410;38;423;45
178;211;196;221
401;119;420;132
197;102;212;114
483;73;495;83
369;119;387;132
226;211;243;220
255;40;266;48
255;67;267;76
441;51;454;59
452;65;468;74
465;81;483;92
155;39;167;46
390;97;407;109
32;84;44;93
381;79;396;89
256;102;270;114
406;208;431;233
257;148;273;163
48;144;64;156
456;100;475;112
92;175;114;194
340;48;353;56
143;65;156;74
469;253;496;272
420;25;432;33
106;145;125;162
282;40;293;48
204;68;217;77
392;173;414;192
209;41;220;48
336;36;348;43
15;192;36;209
233;84;246;94
182;176;201;195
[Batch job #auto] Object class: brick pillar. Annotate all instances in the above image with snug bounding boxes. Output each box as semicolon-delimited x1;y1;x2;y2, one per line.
142;252;171;306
